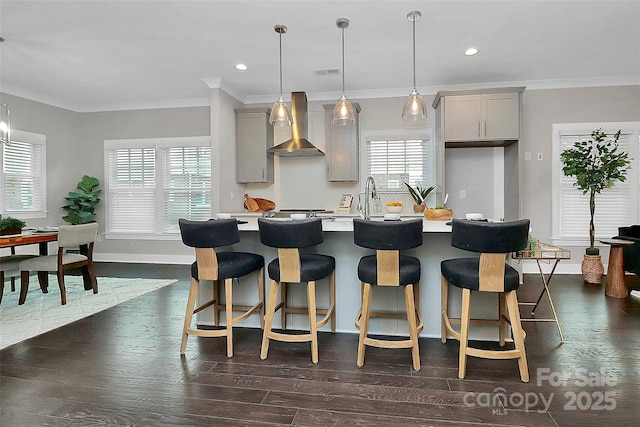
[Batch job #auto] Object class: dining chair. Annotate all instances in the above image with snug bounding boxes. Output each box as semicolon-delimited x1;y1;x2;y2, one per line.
1;249;36;304
258;217;336;364
18;223;99;305
353;218;424;371
178;218;265;357
440;219;530;382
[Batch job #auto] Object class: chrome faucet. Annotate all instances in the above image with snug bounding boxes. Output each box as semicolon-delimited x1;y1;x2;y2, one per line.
358;176;377;220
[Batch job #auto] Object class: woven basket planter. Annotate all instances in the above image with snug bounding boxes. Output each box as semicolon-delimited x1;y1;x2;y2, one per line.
582;254;604;284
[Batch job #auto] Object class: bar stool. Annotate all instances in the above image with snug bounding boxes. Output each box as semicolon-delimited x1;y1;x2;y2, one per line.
178;218;265;357
441;219;530;382
353;218;424;371
258;217;336;364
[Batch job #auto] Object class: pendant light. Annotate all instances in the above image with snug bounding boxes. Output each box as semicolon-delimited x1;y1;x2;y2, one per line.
269;25;293;127
0;104;11;145
402;11;427;121
332;18;356;125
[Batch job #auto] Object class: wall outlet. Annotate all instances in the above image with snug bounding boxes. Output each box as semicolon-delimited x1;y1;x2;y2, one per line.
537;153;544;161
460;190;467;199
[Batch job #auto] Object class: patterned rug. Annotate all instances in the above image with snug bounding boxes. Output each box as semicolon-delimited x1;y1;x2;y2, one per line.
0;276;177;349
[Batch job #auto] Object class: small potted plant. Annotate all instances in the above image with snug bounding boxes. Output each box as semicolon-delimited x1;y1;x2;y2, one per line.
403;181;435;213
0;216;26;235
561;128;630;284
62;175;101;225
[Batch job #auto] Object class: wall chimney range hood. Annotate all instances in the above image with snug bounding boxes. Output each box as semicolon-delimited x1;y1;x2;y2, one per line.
267;92;324;157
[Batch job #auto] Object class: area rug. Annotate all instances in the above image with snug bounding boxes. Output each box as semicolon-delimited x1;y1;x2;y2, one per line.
0;276;177;349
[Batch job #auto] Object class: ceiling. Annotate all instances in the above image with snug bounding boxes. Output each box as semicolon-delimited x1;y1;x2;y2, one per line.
1;0;639;112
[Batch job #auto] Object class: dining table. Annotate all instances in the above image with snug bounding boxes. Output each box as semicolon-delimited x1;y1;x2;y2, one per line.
1;231;59;291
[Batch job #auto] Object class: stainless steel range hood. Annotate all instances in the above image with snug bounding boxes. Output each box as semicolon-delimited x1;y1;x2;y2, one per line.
267;92;324;157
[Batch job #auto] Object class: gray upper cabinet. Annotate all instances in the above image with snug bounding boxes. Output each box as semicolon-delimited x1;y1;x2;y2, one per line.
434;87;524;146
323;103;361;182
235;108;274;184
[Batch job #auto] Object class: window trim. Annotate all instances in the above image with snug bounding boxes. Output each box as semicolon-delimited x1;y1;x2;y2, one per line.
0;129;47;219
103;136;211;240
551;122;639;247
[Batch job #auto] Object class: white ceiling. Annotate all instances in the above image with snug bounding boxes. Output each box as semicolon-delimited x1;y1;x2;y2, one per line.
1;0;639;112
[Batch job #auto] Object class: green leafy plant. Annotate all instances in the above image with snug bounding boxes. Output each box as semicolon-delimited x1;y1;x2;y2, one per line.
403;181;436;206
561;128;630;254
0;216;26;233
62;175;101;225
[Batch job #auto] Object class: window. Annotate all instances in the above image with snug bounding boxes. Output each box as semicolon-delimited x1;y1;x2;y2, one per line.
551;122;639;246
365;135;435;192
104;136;211;238
0;130;47;219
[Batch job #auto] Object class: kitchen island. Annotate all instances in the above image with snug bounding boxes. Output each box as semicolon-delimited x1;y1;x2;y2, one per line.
196;215;502;339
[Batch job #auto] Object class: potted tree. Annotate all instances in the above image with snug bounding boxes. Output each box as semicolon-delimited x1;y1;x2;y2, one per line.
561;128;630;284
62;175;101;224
403;181;435;213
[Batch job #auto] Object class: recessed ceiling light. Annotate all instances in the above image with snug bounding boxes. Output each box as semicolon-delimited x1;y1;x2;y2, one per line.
464;47;478;56
235;63;248;71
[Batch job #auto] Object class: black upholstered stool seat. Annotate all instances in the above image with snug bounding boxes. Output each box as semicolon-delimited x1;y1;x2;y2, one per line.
268;253;335;283
179;218;265;358
353;218;424;371
357;255;421;286
191;252;265;281
441;258;520;292
258;218;336;364
440;219;530;382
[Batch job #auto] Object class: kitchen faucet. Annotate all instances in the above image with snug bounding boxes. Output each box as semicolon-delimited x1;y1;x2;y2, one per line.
358;176;377;220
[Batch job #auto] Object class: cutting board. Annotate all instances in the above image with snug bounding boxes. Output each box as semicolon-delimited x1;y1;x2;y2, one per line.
244;194;275;212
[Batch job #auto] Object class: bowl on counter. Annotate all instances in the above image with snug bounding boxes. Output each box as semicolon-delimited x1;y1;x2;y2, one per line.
290;213;307;220
384;213;401;221
465;213;483;220
386;203;403;214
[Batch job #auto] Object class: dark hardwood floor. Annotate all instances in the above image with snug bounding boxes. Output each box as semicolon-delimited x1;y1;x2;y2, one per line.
1;263;639;426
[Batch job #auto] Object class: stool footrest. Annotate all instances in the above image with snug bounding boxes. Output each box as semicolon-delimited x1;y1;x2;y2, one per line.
266;330;313;343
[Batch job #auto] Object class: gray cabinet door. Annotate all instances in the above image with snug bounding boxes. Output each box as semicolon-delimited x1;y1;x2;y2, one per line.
235;109;274;183
443;93;519;141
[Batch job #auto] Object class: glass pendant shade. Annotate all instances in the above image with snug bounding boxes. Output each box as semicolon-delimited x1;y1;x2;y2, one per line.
402;11;427;122
333;94;356;124
402;89;427;122
0;104;10;145
270;25;292;127
269;96;293;127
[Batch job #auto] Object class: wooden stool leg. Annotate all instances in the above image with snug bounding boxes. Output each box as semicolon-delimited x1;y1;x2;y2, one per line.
257;267;265;329
307;280;318;364
329;270;336;333
404;284;421;371
180;277;199;353
506;290;529;382
224;278;234;358
458;289;472;379
261;280;280;360
498;293;507;346
357;282;373;367
441;276;449;343
213;280;220;326
281;282;287;330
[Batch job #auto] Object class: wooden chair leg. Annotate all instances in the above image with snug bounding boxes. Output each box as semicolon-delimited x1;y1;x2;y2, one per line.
10;276;16;292
307;280;318;364
56;270;67;305
404;284;421;371
19;271;30;305
441;275;449;343
86;263;98;294
1;272;5;304
37;271;49;293
458;288;472;379
506;290;529;382
180;277;199;354
281;282;287;330
261;280;280;360
357;282;373;367
224;278;234;358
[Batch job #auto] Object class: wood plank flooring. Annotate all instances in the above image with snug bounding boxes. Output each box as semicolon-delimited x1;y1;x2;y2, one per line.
1;263;639;426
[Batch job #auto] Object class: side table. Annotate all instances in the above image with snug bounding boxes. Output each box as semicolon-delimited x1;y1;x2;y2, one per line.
599;239;634;298
512;243;571;343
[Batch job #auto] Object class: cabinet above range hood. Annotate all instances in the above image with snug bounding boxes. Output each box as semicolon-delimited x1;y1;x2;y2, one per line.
267;92;324;157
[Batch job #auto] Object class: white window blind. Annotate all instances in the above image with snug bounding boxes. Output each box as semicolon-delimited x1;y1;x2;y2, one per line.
1;130;46;217
104;137;211;237
552;123;639;245
366;138;434;191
